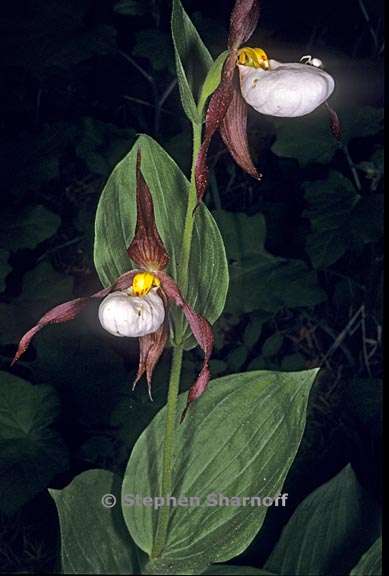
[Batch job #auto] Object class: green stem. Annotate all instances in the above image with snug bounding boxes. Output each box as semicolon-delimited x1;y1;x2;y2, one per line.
151;346;183;558
151;121;202;559
177;121;202;293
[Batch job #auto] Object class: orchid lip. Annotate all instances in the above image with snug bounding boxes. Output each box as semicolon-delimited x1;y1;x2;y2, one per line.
98;288;165;338
238;59;335;118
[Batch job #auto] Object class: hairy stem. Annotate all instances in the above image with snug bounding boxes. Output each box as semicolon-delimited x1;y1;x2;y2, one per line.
151;121;202;558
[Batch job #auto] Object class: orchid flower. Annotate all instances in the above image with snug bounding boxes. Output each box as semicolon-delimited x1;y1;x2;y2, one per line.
12;150;213;419
195;0;339;202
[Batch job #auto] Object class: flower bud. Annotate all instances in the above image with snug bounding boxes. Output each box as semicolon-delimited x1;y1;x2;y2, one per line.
98;288;165;338
238;59;334;117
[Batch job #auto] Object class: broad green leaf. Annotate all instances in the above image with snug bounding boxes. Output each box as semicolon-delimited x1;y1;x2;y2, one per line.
350;537;382;576
122;369;317;574
265;465;381;576
49;469;139;574
0;371;68;515
0;249;11;292
171;0;213;123
203;566;274;575
272;106;384;166
197;50;229;115
0;205;60;251
94;134;229;348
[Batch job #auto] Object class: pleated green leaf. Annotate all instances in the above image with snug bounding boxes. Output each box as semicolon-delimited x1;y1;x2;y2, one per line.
171;0;213;123
94;134;228;348
49;469;139;574
122;369;317;574
265;465;381;576
350;537;382;576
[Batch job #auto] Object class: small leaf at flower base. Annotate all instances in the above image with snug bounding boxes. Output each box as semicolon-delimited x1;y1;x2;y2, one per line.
171;0;213;123
49;469;140;574
350;537;382;576
122;369;317;574
0;205;60;251
197;51;229;116
94;134;229;349
0;372;69;515
265;465;381;576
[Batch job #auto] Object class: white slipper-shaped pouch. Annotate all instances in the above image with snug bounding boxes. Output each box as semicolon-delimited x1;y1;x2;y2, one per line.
98;288;165;337
239;59;335;117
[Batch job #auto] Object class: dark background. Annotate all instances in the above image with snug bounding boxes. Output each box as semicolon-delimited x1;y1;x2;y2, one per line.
0;0;383;572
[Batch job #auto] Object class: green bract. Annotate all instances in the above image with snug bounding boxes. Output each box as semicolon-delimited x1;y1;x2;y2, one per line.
171;0;213;123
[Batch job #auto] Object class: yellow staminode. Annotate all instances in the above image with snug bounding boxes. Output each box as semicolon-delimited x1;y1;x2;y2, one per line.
131;272;160;297
238;47;270;70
